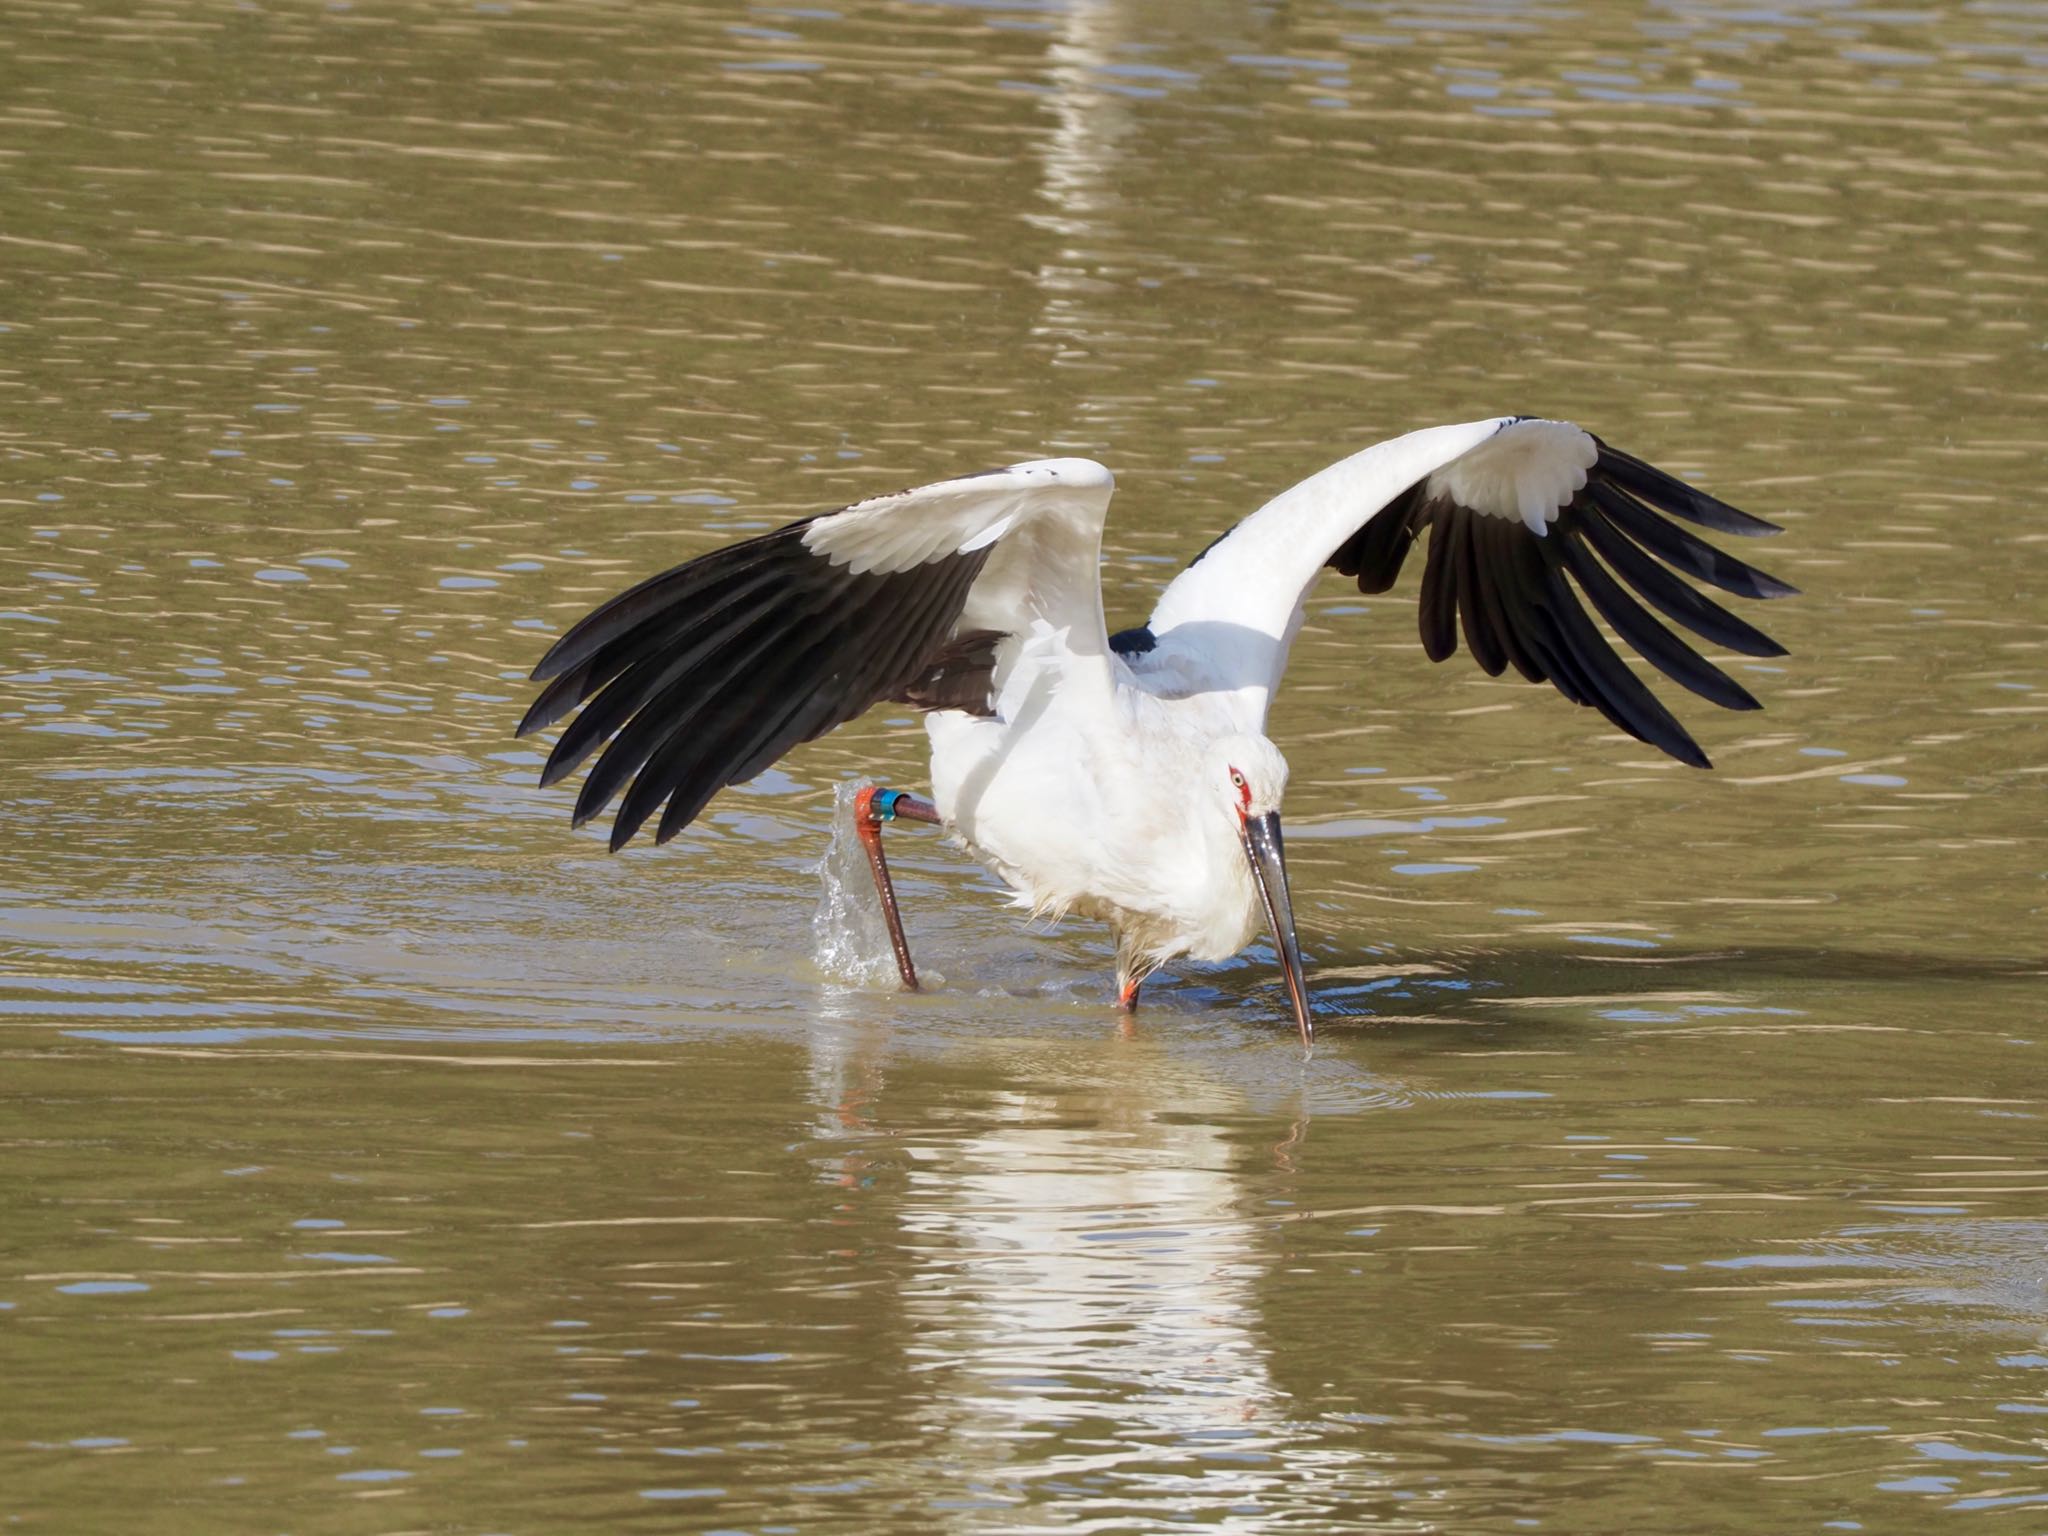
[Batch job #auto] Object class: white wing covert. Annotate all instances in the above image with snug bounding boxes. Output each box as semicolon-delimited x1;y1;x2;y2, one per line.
1140;417;1796;767
518;458;1115;848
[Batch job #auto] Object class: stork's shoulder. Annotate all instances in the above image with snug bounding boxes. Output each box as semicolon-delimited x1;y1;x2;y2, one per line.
1007;456;1115;490
799;457;1114;576
1415;417;1596;533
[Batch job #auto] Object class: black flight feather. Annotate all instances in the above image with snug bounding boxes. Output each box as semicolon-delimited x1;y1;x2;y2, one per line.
1593;439;1784;538
520;506;1000;849
1586;480;1798;602
1322;429;1793;766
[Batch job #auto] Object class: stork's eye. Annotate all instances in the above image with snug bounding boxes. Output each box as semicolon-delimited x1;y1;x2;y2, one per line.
1229;768;1246;790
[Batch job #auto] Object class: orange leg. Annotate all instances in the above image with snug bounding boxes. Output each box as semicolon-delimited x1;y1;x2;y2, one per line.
853;785;941;991
1114;941;1156;1018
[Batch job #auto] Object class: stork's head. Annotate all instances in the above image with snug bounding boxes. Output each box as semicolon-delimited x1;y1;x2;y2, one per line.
1206;733;1313;1050
1207;732;1290;820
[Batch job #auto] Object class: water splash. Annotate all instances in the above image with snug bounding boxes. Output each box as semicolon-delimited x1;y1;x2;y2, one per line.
812;779;913;988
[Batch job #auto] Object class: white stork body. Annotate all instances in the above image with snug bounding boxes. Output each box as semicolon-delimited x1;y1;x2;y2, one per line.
929;650;1268;984
521;417;1793;1039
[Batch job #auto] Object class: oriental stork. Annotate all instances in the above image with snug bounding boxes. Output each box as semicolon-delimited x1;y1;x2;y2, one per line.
518;416;1794;1046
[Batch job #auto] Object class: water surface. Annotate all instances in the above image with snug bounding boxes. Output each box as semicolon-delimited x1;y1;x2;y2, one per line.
3;0;2045;1530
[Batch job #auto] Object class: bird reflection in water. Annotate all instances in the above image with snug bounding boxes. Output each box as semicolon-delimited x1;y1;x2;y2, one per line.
802;1015;1305;1515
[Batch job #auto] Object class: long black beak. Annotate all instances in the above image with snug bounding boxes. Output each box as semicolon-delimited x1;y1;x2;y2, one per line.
1240;811;1314;1050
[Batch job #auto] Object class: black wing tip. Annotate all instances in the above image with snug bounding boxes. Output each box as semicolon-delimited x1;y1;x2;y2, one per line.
1592;438;1789;539
608;797;665;851
562;801;670;852
1630;711;1712;769
1632;728;1710;769
536;750;582;792
529;634;579;683
514;697;553;739
1587;480;1798;605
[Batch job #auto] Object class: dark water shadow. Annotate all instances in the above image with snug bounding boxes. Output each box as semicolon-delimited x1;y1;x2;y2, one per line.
1178;938;2046;1044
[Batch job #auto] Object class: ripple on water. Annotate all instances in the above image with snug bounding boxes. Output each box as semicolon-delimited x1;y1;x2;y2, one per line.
1;0;2045;1529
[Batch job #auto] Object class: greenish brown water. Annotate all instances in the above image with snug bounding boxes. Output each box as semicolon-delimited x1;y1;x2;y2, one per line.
3;1;2045;1531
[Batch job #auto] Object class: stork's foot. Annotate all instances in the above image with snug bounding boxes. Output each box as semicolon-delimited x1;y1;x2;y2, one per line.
853;785;940;992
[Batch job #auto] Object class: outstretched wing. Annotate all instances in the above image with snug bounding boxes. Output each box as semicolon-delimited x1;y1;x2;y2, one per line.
1140;417;1795;767
517;458;1115;849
